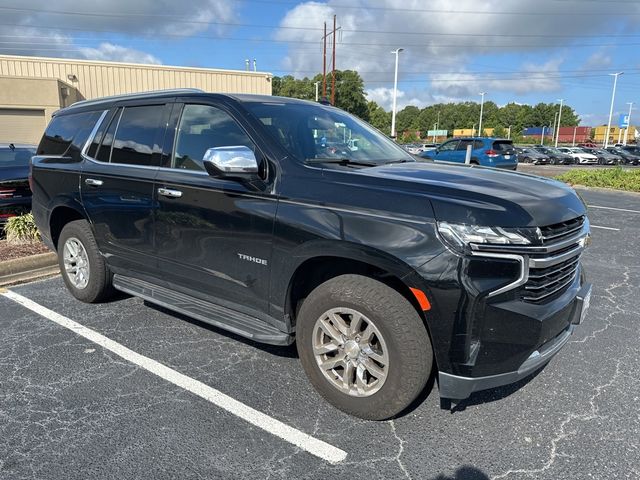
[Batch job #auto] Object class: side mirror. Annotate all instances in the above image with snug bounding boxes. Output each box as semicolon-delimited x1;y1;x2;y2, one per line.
202;146;259;178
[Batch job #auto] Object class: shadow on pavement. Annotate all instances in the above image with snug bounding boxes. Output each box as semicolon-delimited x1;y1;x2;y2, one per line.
431;466;490;480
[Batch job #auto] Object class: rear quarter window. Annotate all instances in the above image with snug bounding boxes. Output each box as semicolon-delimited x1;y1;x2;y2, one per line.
38;111;100;156
492;141;514;152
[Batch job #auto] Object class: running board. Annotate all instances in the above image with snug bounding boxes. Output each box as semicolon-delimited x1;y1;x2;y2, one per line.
112;275;293;346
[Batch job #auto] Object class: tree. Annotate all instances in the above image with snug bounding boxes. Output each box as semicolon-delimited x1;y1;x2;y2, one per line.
368;101;391;133
493;125;507;138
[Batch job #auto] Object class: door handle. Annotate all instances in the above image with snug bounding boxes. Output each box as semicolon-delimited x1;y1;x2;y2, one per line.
157;187;183;198
85;178;103;186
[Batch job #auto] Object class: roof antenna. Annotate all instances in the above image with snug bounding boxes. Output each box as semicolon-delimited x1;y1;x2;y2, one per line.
253;59;257;72
245;59;250;71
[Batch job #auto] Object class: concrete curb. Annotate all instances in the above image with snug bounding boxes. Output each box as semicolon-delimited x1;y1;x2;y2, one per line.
0;252;59;287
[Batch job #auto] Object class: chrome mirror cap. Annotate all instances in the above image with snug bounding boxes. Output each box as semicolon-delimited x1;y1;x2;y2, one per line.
203;146;259;174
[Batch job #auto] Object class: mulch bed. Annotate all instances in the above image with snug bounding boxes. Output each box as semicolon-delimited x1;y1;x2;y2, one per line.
0;240;52;262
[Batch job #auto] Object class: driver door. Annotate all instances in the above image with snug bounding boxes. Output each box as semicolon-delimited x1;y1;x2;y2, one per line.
432;139;460;162
153;101;277;313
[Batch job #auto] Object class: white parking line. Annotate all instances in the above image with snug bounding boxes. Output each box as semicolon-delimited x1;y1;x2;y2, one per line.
591;225;621;231
1;290;347;465
588;205;640;214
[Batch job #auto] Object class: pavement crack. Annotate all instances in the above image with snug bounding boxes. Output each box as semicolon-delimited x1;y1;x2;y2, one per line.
491;359;623;479
389;419;411;479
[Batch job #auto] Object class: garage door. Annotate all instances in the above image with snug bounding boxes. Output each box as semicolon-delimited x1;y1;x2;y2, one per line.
0;109;46;145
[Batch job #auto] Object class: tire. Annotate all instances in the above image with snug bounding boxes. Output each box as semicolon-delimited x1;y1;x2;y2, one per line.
296;274;433;420
57;219;115;303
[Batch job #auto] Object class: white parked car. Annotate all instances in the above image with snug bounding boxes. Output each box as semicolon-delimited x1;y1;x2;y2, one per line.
558;147;598;164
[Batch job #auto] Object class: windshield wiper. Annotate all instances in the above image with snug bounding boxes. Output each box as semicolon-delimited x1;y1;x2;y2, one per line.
305;157;378;167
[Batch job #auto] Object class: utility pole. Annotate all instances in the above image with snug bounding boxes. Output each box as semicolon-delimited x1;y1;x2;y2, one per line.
605;72;623;148
555;99;564;148
331;15;336;105
624;102;634;145
322;22;327;99
478;92;486;137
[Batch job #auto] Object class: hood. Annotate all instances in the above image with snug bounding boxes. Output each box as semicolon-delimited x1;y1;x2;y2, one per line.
0;165;29;183
359;161;587;227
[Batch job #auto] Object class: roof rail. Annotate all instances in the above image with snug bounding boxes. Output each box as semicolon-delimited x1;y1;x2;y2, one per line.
69;88;204;108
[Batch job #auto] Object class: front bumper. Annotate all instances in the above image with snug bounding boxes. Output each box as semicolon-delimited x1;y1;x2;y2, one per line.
438;282;592;400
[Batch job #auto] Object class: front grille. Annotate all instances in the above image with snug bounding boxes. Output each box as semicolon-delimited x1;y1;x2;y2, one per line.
522;256;580;303
521;216;585;303
539;215;585;243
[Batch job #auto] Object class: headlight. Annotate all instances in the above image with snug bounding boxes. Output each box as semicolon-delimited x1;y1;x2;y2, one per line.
437;221;539;254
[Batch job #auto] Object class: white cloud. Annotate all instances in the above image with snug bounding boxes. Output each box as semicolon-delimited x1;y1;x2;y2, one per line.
366;87;431;110
78;43;161;64
583;50;612;71
274;0;640;105
3;0;236;36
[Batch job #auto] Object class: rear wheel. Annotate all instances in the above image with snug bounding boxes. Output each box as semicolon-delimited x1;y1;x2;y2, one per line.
58;220;115;303
296;274;433;420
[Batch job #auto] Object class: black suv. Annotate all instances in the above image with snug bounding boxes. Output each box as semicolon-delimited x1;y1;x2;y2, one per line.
31;90;592;420
1;143;36;229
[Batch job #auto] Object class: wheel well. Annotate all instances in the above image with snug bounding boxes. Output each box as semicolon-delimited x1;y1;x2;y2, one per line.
49;206;85;250
286;256;425;328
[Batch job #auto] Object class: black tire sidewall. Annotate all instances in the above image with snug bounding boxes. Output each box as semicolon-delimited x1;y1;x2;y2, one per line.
296;275;433;420
58;220;113;303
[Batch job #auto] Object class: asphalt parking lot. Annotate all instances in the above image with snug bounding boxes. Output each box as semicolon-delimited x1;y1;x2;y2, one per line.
1;187;639;480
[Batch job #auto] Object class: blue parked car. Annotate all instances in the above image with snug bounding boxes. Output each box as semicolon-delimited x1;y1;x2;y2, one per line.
421;137;518;170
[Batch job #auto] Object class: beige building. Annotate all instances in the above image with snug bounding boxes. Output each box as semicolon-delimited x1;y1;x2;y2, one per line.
0;54;273;144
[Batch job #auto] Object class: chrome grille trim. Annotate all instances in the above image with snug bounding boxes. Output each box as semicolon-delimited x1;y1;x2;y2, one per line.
469;215;588;300
522;271;578;302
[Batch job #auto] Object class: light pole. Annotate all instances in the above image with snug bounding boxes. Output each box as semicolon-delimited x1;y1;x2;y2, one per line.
555;99;564;147
472;123;476;137
314;81;320;102
551;112;558;145
605;72;623;148
572;126;577;146
433;123;437;143
541;126;546;145
478;92;486;137
507;125;512;140
390;48;404;138
624;102;634;145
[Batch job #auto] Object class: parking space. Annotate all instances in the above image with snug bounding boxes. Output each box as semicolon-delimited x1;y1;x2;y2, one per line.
1;188;639;480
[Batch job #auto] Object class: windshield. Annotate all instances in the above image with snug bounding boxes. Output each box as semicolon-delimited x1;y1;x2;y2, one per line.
244;101;413;165
0;147;35;167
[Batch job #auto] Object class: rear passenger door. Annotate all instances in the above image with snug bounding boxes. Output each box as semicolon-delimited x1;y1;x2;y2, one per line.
80;102;170;277
153;101;277;314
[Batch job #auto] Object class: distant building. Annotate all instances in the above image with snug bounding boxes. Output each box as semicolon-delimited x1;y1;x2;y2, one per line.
522;126;592;144
592;126;637;145
0;54;273;144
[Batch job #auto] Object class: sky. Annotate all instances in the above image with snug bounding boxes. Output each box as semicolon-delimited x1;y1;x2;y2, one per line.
2;0;640;126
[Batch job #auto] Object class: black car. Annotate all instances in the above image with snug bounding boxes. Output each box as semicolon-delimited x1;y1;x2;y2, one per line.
0;143;36;229
534;146;575;165
30;90;592;420
515;147;549;164
605;147;640;165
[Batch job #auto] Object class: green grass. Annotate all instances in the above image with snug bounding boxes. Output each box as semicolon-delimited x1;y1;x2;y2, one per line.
555;167;640;193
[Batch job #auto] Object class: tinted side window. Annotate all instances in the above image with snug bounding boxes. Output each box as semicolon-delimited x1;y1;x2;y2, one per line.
456;140;473;151
110;105;164;166
439;140;459;152
96;109;121;163
174;104;255;171
493;141;514;152
38;111;100;156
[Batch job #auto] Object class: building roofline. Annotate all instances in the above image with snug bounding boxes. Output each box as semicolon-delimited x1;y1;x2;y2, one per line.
0;54;273;78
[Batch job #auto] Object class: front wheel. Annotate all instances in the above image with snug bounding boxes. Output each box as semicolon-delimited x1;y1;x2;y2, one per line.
58;219;115;303
296;274;433;420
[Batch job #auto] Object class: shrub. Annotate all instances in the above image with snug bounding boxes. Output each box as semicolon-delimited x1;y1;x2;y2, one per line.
3;213;41;244
555;167;640;193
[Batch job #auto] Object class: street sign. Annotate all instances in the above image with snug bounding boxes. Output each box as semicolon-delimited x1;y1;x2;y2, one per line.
427;130;448;137
619;114;630;128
